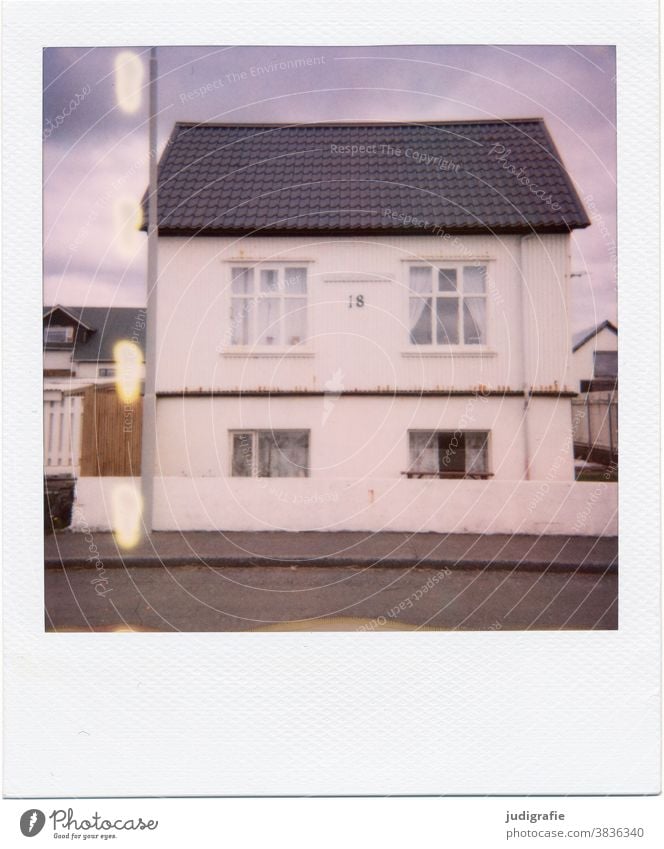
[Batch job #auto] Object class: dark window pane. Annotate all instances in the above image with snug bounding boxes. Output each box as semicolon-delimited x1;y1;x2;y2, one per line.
436;298;459;344
594;351;617;378
438;269;457;291
438;432;465;473
258;430;309;478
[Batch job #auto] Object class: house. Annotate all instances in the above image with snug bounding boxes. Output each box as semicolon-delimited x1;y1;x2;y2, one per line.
570;319;618;392
43;305;146;383
570;320;618;472
72;119;618;536
43;307;146;526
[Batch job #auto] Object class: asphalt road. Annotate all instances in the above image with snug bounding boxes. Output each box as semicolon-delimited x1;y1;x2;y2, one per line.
45;563;618;631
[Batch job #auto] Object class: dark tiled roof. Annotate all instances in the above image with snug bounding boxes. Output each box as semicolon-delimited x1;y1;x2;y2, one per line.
145;119;590;235
572;319;618;352
43;306;146;361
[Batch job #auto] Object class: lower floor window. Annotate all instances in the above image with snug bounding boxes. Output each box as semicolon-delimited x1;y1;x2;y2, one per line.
231;430;309;478
408;430;490;478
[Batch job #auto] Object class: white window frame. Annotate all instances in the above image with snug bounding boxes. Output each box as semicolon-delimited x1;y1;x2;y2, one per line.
230;429;310;478
407;262;490;348
44;326;74;344
228;264;309;350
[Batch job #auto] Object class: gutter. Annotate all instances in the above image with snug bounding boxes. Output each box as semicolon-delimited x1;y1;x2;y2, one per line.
518;234;535;480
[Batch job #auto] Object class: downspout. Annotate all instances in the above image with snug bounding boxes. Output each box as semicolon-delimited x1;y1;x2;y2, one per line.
140;47;158;534
518;234;534;481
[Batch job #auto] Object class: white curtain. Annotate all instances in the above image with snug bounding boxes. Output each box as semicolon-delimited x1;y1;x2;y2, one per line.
409;432;438;473
465;432;488;475
462;297;486;344
409;297;432;344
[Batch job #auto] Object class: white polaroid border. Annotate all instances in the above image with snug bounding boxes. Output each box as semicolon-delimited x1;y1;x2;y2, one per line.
2;0;660;796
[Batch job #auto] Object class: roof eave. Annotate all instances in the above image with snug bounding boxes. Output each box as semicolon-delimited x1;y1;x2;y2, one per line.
148;223;589;237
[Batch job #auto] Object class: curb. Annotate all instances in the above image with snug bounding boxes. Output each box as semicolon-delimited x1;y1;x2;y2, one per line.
45;555;618;575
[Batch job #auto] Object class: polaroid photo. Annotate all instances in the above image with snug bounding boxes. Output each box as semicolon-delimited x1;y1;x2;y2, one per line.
2;0;660;813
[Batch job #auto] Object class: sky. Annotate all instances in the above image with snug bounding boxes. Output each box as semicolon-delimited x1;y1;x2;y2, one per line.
43;44;616;333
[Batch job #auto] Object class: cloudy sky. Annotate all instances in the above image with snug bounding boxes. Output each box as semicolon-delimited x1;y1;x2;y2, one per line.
43;44;616;332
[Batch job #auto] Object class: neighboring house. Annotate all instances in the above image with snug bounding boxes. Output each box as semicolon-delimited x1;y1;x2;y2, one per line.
570;320;618;471
43;306;146;482
43;306;147;383
570;320;618;392
73;118;618;535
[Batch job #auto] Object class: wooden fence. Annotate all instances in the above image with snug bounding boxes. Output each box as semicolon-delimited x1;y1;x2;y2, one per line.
79;385;142;476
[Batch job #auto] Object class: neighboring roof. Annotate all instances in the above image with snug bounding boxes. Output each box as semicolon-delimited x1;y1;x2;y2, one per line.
572;320;618;352
43;306;146;361
43;304;95;331
145;119;591;236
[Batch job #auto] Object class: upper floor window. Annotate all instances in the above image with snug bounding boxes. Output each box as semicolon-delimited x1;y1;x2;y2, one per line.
406;430;491;479
409;264;487;345
44;325;74;344
594;351;617;379
230;266;307;347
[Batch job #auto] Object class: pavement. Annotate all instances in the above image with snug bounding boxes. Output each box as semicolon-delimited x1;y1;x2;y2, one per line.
44;531;618;632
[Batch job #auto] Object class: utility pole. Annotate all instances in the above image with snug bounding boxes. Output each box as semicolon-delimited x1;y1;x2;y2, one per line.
141;47;158;534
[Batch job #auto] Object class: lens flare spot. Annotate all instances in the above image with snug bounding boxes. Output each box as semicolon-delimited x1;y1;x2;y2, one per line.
114;51;144;114
111;482;143;549
113;196;142;258
113;340;142;403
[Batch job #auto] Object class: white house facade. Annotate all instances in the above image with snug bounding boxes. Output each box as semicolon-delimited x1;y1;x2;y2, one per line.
72;119;618;535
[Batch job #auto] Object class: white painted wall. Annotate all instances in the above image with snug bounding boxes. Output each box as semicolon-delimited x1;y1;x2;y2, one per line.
570;325;618;391
155;394;574;482
43;350;73;371
128;232;581;530
155;233;573;393
71;475;617;537
75;361;146;379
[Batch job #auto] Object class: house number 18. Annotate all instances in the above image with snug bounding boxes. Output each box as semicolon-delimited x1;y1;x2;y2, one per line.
348;295;365;308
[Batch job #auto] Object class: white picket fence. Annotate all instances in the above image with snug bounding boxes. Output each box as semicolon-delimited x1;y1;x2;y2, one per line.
44;391;84;475
572;390;618;466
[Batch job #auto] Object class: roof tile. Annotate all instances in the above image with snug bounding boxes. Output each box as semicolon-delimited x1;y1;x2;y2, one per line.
146;120;590;235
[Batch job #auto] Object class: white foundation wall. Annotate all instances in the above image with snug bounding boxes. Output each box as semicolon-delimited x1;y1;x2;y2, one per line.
71;476;617;536
155;234;573;394
155;394;570;482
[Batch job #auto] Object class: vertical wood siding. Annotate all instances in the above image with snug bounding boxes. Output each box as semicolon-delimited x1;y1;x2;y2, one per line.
79;386;142;476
